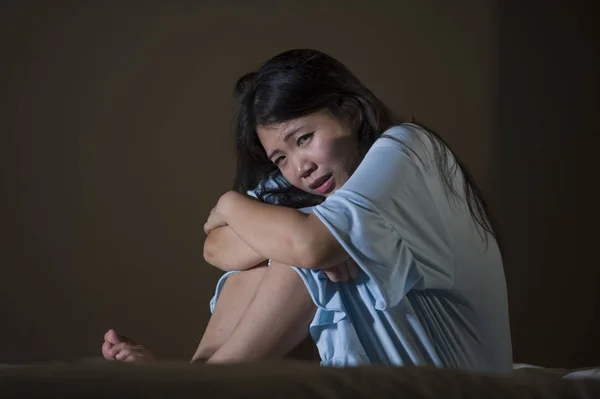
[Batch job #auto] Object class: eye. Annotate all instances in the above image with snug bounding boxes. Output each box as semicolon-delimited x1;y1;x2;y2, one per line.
297;133;313;146
273;155;286;166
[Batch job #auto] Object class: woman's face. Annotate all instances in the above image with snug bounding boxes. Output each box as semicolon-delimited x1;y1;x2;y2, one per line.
257;111;360;197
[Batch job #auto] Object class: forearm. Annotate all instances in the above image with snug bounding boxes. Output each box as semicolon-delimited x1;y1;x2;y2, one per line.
218;192;316;268
203;226;267;271
218;191;348;269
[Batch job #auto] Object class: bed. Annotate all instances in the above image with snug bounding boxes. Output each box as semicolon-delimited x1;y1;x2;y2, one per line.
1;360;599;398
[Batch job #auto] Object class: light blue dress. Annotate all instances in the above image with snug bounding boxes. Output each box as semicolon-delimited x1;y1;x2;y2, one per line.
210;124;512;372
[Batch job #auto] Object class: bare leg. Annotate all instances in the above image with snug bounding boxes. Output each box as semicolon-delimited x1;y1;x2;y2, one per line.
207;262;317;363
191;263;269;363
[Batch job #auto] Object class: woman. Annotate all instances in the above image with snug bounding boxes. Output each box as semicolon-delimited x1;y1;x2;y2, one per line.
103;49;512;372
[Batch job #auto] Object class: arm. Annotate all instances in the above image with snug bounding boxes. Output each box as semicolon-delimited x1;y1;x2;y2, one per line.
203;225;267;271
216;191;347;270
213;126;423;270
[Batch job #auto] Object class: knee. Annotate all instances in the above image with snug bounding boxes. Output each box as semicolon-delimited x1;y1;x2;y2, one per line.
226;264;268;286
263;262;316;314
265;262;309;291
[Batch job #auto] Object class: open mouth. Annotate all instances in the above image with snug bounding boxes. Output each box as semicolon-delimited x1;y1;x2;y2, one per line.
310;174;334;195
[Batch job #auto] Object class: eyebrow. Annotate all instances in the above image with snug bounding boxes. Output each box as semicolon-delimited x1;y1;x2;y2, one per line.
266;126;304;160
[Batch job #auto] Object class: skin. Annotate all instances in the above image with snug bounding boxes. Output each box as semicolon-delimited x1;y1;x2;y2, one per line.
258;110;360;198
203;111;360;270
204;110;362;274
102;111;363;363
102;262;319;364
203;225;265;271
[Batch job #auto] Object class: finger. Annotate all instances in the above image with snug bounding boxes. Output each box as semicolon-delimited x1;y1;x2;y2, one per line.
105;329;125;345
116;348;133;361
102;341;114;360
123;350;155;363
107;342;130;357
105;329;117;345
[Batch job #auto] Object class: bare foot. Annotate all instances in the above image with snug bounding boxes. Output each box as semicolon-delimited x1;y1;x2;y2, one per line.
102;329;157;363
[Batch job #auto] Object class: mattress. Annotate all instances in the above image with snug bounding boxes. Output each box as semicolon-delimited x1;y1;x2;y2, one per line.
1;360;599;398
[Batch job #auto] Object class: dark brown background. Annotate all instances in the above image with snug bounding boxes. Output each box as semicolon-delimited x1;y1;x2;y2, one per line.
1;1;597;367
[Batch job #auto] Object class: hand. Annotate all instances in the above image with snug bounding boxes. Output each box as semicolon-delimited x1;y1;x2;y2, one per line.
204;205;227;235
101;329;157;363
323;259;360;283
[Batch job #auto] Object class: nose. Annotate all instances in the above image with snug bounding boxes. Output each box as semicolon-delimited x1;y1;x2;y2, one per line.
295;157;316;180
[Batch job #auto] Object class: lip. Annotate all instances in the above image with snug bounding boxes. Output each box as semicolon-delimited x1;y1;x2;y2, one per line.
310;174;335;194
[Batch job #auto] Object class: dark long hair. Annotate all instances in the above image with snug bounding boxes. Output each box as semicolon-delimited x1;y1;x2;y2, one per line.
232;49;499;242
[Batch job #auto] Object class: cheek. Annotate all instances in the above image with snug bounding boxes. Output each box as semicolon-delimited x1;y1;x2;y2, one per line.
280;169;298;186
318;138;357;173
309;138;341;165
278;162;304;188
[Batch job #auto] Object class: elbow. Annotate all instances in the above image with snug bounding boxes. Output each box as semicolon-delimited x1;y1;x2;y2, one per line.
298;246;322;270
203;235;217;266
203;232;249;272
304;252;329;270
203;244;233;271
203;234;228;270
300;258;322;270
292;236;326;270
292;226;346;270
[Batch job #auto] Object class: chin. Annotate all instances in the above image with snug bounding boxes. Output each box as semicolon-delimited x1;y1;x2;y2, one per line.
322;187;337;197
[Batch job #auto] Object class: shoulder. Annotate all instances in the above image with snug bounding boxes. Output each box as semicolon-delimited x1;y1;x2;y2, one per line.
380;123;423;139
375;124;429;152
326;126;426;206
371;123;443;169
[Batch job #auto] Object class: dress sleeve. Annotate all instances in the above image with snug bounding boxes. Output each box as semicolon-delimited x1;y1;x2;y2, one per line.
313;125;455;309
